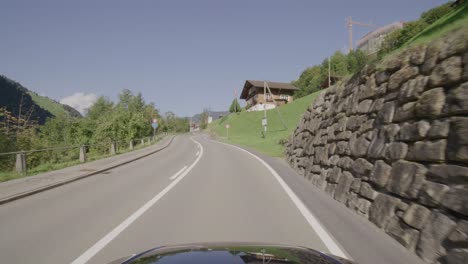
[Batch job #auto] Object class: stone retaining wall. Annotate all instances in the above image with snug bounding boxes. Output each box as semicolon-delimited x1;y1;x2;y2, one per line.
286;29;468;264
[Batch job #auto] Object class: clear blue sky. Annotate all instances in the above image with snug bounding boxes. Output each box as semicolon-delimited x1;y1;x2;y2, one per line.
1;0;447;116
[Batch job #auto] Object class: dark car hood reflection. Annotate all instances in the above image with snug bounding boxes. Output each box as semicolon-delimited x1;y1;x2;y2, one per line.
109;243;355;264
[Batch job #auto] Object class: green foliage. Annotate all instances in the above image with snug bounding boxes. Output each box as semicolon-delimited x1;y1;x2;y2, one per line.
378;2;460;58
294;50;368;98
421;2;453;24
229;99;241;113
158;111;189;133
199;110;209;130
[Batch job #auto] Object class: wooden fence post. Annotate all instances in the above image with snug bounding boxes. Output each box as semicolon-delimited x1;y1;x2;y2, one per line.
79;146;87;163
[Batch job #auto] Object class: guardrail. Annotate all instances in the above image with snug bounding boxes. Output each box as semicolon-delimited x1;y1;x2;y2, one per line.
0;132;169;176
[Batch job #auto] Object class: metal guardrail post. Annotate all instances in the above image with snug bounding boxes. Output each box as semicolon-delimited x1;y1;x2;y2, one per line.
129;140;134;150
79;146;87;163
15;151;26;175
110;142;116;155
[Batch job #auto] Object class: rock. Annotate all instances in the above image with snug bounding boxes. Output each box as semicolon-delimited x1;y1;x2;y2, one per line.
384;124;400;142
398;76;428;103
447;117;468;162
369;194;401;229
464;53;468;81
375;71;390;85
359;77;376;100
370;98;385;112
334;171;354;203
377;101;395;124
367;129;386;158
407;140;446;162
314;146;329;166
409;44;427;65
337;156;354;170
421;39;444;75
446;249;468;264
441;187;468;216
336;131;352;141
370;160;392;188
384;91;399;101
351;158;374;177
397;121;430;141
394;101;416;122
328;155;340;166
385;218;420;251
427;120;450;139
415;88;446;118
357;99;373;113
328;143;336;155
440;29;468;59
325;183;337;197
308;164;322;174
336;117;348;132
447;220;468;246
360;182;378;200
350;178;361;193
384;142;408;161
376;83;388;96
328;166;342;183
386;160;427;199
388;66;419;91
357;198;372;217
336;141;350;155
447;82;468;115
416;212;457;263
402;203;431;230
429;56;462;87
419;181;450;207
358;119;375;134
349;134;370;157
427;164;468;185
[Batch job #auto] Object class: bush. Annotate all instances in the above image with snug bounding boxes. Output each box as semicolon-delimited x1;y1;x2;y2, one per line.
421;3;453;24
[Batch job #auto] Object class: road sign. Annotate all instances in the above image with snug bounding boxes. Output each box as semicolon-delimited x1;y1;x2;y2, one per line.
225;124;230;129
152;118;158;123
152;123;158;129
262;117;267;126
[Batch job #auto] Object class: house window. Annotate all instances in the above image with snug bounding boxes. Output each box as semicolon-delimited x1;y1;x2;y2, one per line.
280;94;289;101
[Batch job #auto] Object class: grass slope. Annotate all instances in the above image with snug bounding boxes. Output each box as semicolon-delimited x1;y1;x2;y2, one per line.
209;91;321;157
407;2;468;46
28;91;81;118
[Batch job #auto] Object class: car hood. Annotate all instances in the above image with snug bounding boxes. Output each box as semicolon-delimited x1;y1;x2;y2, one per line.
108;242;355;264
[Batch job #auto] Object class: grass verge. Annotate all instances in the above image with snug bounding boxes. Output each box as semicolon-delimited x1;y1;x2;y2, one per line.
208;91;321;157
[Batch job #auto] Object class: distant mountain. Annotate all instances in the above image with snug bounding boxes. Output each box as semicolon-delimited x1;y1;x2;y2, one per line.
192;111;229;123
0;75;82;125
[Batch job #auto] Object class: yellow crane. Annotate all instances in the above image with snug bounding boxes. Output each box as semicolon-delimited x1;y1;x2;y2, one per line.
347;16;376;52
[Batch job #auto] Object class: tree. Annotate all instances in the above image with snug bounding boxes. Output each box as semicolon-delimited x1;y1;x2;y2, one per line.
199;110;208;130
229;99;241;113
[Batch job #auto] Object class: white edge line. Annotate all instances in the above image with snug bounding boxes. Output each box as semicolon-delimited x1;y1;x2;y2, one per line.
169;166;188;180
208;138;350;259
196;151;200;156
71;137;204;264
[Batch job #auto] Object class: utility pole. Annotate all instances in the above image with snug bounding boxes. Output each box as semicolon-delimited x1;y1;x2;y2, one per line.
347;16;375;52
328;56;331;88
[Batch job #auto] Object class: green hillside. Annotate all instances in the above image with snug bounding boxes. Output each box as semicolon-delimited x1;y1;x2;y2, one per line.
28;91;81;118
0;75;81;125
209;91;321;157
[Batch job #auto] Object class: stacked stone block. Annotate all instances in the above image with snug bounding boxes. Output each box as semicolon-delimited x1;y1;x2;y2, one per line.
286;29;468;264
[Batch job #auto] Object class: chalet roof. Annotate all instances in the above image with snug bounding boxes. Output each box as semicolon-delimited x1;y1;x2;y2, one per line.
240;80;298;99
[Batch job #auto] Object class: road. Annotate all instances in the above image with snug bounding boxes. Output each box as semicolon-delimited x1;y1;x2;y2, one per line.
0;134;424;264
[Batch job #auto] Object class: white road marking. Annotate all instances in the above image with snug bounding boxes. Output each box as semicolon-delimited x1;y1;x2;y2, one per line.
169;166;188;180
196;151;200;156
71;137;204;264
209;138;350;259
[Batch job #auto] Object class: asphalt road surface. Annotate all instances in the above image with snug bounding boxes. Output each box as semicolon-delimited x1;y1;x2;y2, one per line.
0;134;424;264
